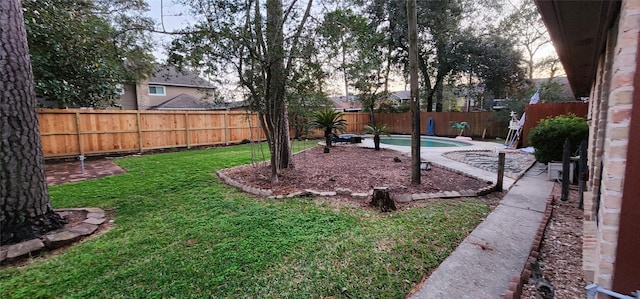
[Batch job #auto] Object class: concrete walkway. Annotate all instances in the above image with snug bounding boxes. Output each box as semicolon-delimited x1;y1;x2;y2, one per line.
409;162;553;299
358;136;554;298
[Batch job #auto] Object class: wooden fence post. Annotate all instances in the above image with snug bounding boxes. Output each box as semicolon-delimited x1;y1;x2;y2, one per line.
74;112;84;156
496;152;505;191
184;112;190;149
224;112;230;145
136;111;143;153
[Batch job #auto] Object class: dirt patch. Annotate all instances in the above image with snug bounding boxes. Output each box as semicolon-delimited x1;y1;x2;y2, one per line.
221;146;493;197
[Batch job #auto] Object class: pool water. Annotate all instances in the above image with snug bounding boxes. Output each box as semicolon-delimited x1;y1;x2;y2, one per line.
380;136;472;147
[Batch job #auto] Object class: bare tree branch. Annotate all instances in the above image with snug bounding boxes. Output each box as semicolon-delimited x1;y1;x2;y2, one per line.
285;0;313;73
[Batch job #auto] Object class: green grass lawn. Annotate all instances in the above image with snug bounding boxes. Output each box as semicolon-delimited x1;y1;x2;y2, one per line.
0;142;490;298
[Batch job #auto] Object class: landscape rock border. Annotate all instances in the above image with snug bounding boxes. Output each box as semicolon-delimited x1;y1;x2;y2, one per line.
216;149;499;202
0;207;109;266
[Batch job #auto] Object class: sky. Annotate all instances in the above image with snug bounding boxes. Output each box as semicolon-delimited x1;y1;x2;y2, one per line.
143;0;374;97
141;0;561;98
145;1;192;60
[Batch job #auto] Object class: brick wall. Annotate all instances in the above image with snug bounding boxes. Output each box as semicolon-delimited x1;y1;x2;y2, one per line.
583;0;640;294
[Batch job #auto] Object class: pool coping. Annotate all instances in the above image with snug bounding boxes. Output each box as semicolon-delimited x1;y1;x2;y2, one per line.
379;135;474;147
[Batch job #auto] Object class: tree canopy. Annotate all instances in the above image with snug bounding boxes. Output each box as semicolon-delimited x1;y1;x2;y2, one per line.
23;0;155;108
168;0;316;181
498;0;558;80
361;0;525;111
318;8;388;122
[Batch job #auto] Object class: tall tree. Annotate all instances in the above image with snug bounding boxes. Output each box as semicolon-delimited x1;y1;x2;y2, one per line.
169;0;314;182
287;40;331;140
23;0;155;108
367;0;524;111
318;8;386;123
463;31;526;98
498;0;553;80
369;0;469;112
407;0;420;184
1;0;65;245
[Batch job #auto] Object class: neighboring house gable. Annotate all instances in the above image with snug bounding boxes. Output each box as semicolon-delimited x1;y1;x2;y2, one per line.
388;90;411;105
330;95;362;112
119;66;217;110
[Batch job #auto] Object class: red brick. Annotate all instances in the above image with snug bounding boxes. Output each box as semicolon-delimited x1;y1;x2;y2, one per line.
611;107;632;123
509;281;518;291
523;269;532;280
511;275;520;283
503;290;514;299
611;71;634;90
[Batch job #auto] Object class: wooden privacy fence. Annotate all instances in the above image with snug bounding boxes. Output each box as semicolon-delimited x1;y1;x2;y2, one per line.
39;109;265;158
521;102;589;147
38;109;369;158
374;111;506;138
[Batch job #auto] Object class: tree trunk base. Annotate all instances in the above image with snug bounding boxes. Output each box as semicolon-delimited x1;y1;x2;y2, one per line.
1;211;66;245
370;187;397;212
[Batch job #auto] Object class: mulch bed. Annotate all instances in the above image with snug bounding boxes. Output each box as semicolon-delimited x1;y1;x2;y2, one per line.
220;146;492;196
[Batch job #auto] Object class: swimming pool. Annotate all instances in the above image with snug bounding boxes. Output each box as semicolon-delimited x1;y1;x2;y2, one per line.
380;136;472;147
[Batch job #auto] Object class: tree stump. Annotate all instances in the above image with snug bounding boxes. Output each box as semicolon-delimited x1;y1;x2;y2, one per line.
370;187;397;212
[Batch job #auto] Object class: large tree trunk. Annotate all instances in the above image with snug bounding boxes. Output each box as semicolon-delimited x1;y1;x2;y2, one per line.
1;0;65;245
263;0;292;181
278;103;292;168
418;56;433;112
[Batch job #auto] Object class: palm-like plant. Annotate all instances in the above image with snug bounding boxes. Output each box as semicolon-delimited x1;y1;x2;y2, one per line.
449;121;470;136
309;110;347;150
364;123;390;151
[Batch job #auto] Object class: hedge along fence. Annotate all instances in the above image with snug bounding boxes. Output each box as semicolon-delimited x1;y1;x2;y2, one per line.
520;102;589;147
38;109;370;158
374;111;506;138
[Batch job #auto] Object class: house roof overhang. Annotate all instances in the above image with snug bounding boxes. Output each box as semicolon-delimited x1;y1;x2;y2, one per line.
534;0;620;97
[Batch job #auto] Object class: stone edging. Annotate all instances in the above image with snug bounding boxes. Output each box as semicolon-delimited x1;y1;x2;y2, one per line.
442;149;535;181
216;158;498;202
502;195;555;299
0;208;108;265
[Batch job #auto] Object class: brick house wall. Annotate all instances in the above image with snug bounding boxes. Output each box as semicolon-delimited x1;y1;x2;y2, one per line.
583;0;640;294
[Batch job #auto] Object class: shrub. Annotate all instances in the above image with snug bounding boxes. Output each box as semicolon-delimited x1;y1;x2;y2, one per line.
528;114;589;163
309;110;347;149
364;123;390;151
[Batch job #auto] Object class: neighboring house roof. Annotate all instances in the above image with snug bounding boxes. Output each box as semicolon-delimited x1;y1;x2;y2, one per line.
151;93;249;111
330;96;362;112
531;76;573;98
152;93;213;110
210;100;249;111
389;90;411;101
149;66;216;89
